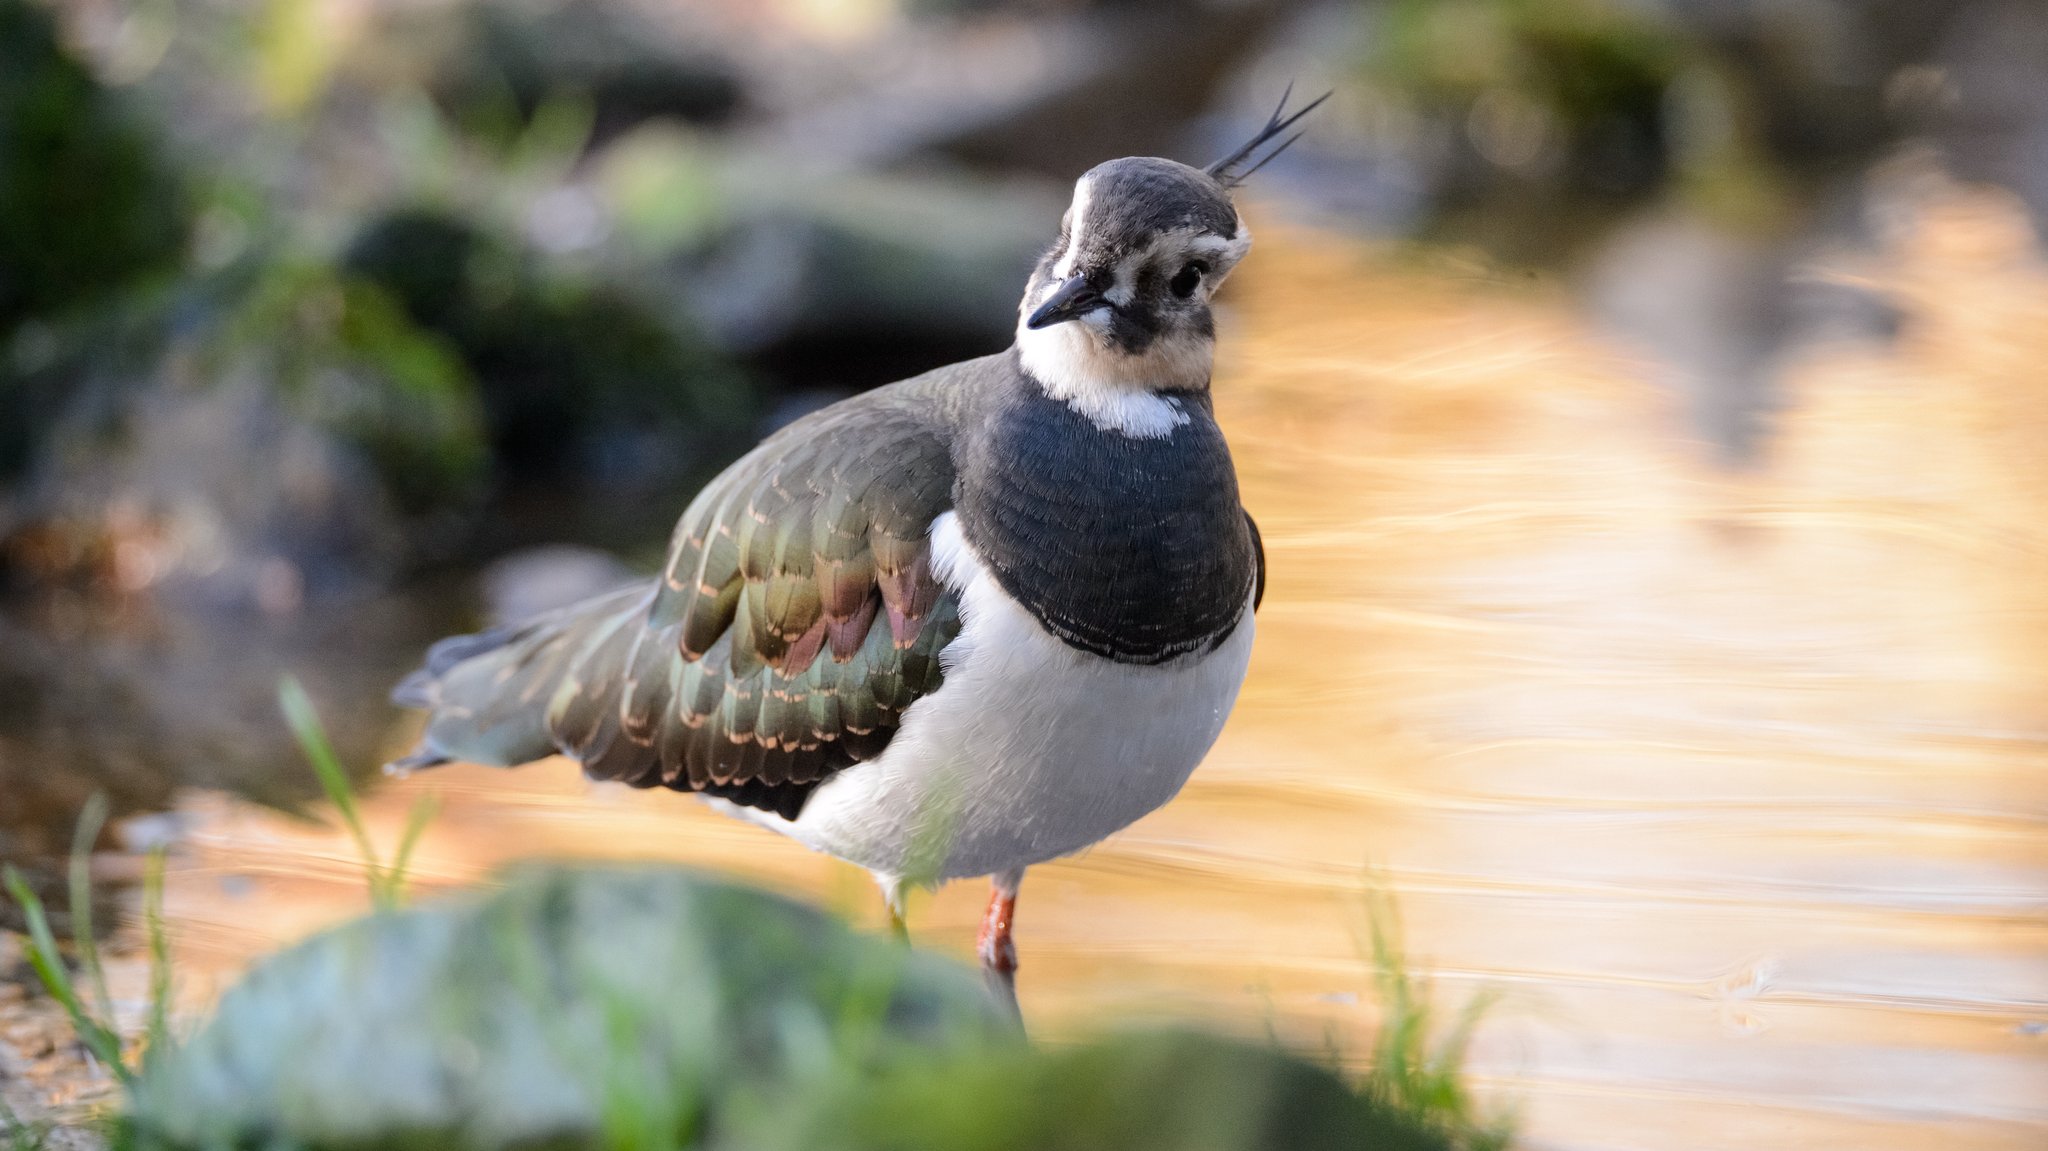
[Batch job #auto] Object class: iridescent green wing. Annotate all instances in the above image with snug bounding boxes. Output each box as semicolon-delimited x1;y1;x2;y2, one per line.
398;382;963;818
543;388;962;817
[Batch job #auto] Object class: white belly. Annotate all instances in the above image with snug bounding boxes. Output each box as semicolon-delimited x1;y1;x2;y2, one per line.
744;511;1254;884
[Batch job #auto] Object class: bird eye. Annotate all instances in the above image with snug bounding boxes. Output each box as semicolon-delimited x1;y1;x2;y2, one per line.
1170;261;1208;299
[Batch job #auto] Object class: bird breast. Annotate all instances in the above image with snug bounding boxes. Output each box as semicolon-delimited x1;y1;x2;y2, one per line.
952;378;1257;665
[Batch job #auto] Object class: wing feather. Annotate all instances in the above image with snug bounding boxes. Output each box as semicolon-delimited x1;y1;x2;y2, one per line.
393;371;973;817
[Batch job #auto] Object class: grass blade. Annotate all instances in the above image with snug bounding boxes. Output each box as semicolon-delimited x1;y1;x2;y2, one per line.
279;675;382;887
65;794;114;1033
1;868;130;1086
142;848;174;1069
1352;880;1507;1149
279;674;436;911
381;793;440;909
0;1093;52;1151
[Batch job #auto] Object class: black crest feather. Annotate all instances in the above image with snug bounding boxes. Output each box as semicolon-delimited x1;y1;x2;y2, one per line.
1205;83;1332;188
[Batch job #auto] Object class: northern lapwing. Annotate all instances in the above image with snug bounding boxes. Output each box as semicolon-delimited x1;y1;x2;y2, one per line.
388;91;1324;1008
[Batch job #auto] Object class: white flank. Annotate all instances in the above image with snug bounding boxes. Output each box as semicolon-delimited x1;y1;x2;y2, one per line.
746;512;1255;885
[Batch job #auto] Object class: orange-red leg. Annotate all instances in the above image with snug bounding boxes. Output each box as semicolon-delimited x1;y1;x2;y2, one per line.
976;869;1025;1025
976;888;1018;975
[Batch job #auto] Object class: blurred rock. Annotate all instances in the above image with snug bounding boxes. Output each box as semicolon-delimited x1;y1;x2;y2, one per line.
116;861;1460;1151
1586;207;1801;464
679;177;1048;385
775;1030;1455;1151
402;0;743;147
345;207;751;486
1929;0;2048;234
597;132;1057;390
4;253;492;602
482;545;636;623
119;865;1011;1151
760;0;1304;179
0;569;468;870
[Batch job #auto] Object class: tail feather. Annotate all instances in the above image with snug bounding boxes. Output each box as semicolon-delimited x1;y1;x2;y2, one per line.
385;584;654;772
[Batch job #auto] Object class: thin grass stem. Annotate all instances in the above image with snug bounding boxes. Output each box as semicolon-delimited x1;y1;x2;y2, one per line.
1;868;130;1086
64;794;113;1030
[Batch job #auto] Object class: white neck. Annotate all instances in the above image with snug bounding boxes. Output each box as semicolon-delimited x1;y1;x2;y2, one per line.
1013;314;1209;439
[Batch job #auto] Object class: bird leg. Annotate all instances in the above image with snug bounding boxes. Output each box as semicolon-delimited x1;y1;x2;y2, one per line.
975;888;1018;974
880;873;911;944
977;869;1024;1025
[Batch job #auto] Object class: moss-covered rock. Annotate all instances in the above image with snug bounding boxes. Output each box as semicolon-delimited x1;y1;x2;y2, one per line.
779;1030;1456;1151
116;863;1464;1151
120;865;1012;1151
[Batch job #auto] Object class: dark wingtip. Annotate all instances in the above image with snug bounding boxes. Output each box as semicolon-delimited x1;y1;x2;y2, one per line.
383;748;450;778
1205;85;1333;188
391;623;525;709
391;669;437;710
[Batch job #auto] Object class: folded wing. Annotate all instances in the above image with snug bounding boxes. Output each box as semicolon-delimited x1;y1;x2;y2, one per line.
393;388;962;820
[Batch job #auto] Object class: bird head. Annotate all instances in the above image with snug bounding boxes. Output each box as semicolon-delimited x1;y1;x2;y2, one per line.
1015;89;1327;408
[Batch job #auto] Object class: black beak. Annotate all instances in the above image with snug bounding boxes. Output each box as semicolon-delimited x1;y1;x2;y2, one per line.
1025;274;1106;330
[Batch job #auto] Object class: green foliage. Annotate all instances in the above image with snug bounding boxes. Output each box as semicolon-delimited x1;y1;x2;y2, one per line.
1357;887;1510;1151
1366;0;1687;223
140;852;172;1073
246;0;344;116
0;799;177;1091
1;869;131;1087
0;0;186;335
63;796;115;1053
279;675;437;911
0;0;187;478
207;256;492;514
0;0;750;529
1376;0;1681;125
779;1030;1456;1151
0;1095;53;1151
343;207;750;478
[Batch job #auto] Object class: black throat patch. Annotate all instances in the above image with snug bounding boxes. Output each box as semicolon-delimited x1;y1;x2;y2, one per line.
953;370;1256;665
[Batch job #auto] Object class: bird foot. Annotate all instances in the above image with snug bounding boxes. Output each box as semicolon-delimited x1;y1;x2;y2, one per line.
976;885;1024;1025
975;889;1018;975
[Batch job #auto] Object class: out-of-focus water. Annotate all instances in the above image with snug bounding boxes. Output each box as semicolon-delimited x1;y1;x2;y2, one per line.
144;189;2048;1149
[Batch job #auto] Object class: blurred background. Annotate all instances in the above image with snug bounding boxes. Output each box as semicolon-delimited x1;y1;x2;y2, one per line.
1;0;2045;1147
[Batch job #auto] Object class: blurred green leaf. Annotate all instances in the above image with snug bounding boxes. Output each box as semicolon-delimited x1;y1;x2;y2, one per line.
2;865;130;1085
280;675;431;911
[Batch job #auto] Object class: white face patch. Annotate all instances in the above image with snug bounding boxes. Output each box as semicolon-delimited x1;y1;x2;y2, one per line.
1015;319;1196;438
1191;218;1253;290
1017;187;1255;438
1051;175;1093;281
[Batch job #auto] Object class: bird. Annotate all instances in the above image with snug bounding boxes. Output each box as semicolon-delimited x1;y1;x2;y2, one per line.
386;90;1326;1010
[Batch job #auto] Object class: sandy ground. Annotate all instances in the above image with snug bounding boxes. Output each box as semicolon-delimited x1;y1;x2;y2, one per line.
0;931;121;1150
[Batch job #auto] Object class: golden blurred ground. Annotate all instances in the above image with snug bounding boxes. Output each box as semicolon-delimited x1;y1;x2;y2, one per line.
145;183;2048;1149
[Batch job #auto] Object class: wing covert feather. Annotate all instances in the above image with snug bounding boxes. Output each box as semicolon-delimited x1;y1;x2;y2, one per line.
569;388;964;816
